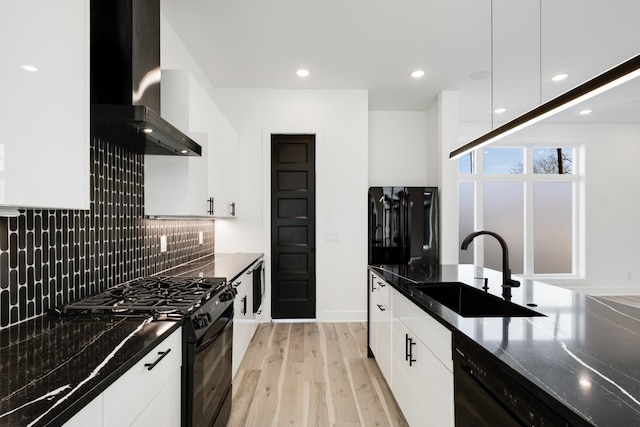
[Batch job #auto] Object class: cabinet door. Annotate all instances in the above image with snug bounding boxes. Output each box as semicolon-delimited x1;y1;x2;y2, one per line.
103;328;182;427
369;273;379;355
391;316;413;423
412;336;454;427
0;0;89;211
63;395;103;427
145;71;211;217
371;274;392;382
131;369;182;427
232;275;255;378
209;115;238;217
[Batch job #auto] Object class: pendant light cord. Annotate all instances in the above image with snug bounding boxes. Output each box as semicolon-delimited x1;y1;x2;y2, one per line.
490;0;494;129
539;0;542;105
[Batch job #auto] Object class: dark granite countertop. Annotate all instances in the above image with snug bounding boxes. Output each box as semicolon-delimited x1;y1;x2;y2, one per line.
370;263;640;427
0;253;262;427
158;252;263;282
0;314;179;426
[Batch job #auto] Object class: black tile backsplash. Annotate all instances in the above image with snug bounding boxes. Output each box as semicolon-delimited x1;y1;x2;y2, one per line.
0;137;215;328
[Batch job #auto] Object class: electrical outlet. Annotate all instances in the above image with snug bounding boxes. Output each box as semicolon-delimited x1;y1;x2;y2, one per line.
199;231;204;245
160;235;167;253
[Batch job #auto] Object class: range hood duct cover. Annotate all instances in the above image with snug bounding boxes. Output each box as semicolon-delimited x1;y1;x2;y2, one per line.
90;0;201;156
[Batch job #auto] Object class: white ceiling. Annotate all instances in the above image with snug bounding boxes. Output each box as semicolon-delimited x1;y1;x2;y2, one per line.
161;0;640;123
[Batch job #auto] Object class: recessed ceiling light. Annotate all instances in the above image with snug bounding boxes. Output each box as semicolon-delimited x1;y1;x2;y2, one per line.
411;70;425;78
142;128;153;133
296;69;310;77
180;149;188;154
551;73;568;82
578;109;592;115
494;108;506;114
22;64;38;72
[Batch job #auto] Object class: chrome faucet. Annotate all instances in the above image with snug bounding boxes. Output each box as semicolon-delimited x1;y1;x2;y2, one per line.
460;230;520;300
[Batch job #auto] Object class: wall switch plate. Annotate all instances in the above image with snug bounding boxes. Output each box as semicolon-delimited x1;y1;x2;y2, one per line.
160;235;167;253
199;231;204;245
325;232;339;242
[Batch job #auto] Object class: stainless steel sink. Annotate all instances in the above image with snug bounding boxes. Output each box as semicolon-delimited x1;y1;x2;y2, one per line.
413;282;545;317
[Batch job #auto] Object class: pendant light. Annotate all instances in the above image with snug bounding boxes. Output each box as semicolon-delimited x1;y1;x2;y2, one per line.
451;53;640;159
450;1;640;160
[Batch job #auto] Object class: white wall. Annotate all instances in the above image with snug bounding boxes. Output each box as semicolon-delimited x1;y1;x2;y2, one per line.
438;92;461;265
368;111;437;186
212;89;369;322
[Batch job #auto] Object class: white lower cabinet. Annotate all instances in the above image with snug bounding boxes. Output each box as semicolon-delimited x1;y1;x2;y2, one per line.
64;395;103;427
232;261;261;378
64;327;182;427
369;271;392;382
103;327;182;427
130;369;182;427
383;285;454;427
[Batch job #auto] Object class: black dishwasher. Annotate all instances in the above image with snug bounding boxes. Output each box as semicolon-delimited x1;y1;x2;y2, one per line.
453;334;579;427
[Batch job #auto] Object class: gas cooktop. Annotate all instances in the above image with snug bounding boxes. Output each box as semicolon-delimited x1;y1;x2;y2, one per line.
63;276;227;316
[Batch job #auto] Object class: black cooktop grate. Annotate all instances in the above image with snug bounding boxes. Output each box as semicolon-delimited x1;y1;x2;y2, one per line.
63;276;226;315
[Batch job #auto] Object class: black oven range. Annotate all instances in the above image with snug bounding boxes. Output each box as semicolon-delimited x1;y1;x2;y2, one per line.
63;276;236;427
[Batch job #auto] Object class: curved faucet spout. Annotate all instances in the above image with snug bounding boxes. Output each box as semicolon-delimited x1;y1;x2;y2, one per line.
460;230;520;300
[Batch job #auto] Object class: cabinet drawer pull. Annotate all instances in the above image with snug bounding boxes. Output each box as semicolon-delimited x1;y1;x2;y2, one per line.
405;334;410;361
408;339;417;367
378;280;385;287
144;348;172;371
376;304;386;312
242;296;247;315
405;334;417;366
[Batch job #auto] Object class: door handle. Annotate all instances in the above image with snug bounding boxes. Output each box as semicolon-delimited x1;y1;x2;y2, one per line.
377;304;386;312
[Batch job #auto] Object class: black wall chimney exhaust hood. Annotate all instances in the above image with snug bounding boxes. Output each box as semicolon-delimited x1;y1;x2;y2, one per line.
90;0;201;156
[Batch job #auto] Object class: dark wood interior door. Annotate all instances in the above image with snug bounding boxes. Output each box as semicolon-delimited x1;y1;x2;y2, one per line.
271;134;316;319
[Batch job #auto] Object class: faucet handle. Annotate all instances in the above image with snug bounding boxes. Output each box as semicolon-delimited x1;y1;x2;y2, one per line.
504;278;520;288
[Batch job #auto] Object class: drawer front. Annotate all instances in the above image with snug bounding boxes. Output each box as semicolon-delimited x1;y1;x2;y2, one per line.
370;272;390;306
392;289;452;372
103;328;182;427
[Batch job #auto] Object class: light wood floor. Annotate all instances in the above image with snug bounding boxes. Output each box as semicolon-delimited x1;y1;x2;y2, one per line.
228;322;409;427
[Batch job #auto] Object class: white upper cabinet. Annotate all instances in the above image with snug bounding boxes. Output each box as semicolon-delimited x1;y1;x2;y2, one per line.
144;70;238;218
145;70;210;217
0;0;90;213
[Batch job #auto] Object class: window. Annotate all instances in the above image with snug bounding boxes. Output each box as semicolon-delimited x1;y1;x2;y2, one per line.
458;146;579;276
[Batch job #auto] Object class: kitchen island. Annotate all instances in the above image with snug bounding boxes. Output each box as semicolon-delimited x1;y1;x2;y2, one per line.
370;263;640;426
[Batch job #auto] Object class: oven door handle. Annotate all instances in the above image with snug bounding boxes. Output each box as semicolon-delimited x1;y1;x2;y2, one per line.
197;313;233;352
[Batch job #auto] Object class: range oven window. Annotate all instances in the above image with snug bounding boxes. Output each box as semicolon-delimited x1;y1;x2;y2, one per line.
190;305;233;427
252;261;264;313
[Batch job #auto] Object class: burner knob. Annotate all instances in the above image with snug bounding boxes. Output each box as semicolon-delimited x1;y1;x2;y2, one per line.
230;288;238;297
193;313;211;329
193;316;204;329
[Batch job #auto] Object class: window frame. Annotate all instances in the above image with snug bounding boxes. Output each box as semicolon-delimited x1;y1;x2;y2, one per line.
458;143;584;279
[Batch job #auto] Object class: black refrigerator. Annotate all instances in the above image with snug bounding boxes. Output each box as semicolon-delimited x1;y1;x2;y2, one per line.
368;187;439;266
